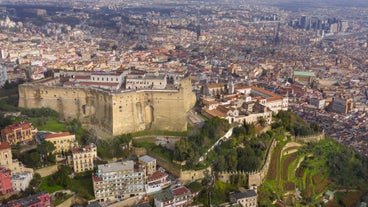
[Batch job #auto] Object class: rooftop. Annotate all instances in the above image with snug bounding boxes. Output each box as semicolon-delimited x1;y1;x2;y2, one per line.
139;155;156;163
155;190;174;202
294;71;316;77
0;142;10;150
97;160;134;174
44;132;73;139
233;190;257;200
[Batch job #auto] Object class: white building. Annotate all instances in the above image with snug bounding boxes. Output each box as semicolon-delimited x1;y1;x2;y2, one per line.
125;72;167;90
92;161;145;201
65;71;124;91
11;172;33;192
146;171;171;194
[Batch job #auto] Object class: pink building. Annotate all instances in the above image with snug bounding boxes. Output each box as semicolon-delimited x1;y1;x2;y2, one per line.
0;166;12;195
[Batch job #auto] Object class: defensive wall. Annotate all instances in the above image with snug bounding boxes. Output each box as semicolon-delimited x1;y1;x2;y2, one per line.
218;138;277;187
291;132;325;143
18;78;196;136
217;132;325;187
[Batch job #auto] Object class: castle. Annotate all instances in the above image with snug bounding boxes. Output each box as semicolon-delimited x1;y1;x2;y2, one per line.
18;70;196;136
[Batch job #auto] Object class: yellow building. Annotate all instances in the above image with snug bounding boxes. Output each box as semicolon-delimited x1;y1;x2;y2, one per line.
71;143;97;173
0;142;33;174
44;132;77;154
1;122;37;145
138;155;156;176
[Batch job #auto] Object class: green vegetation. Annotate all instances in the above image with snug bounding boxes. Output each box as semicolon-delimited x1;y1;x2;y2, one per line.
299;138;368;186
272;110;321;136
15;141;56;168
69;172;95;200
259;136;368;206
33;118;67;131
213;126;273;173
39;177;64;193
132;137;156;149
173;117;230;168
54;193;73;206
151;146;173;161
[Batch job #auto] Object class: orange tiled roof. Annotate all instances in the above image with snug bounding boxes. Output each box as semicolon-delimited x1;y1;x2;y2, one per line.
0;142;10;150
45;132;72;139
2;122;33;134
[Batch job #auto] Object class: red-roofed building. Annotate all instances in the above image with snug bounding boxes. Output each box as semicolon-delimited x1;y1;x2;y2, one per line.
69;143;97;173
154;186;194;207
172;186;192;207
1;122;37;145
146;171;171;194
0;166;13;195
44;132;77;154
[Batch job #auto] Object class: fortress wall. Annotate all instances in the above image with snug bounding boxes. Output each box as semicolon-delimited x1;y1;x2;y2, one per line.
19;85;88;120
18;78;196;136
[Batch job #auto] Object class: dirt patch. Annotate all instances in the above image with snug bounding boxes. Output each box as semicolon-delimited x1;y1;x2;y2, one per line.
35;165;58;177
267;147;281;180
282;153;297;181
312;172;323;185
315;178;331;194
284;181;295;191
295;167;304;178
305;173;312;199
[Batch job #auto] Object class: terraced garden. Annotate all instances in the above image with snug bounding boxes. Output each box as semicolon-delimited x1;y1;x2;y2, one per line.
260;142;332;206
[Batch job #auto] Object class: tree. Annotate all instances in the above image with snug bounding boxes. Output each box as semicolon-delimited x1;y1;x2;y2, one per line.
226;151;238;171
0;114;12;128
257;117;267;127
214;156;226;171
52;165;72;187
27;151;41;168
37;141;56;164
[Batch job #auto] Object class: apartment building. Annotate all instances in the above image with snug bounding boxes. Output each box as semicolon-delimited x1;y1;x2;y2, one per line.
71;143;97;173
11;172;33;192
92;160;145;201
44;132;78;154
154;186;193;207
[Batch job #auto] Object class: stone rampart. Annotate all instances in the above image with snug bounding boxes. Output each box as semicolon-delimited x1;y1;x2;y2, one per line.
217;138;277;187
291;132;325;143
18;78;196;136
179;167;212;183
